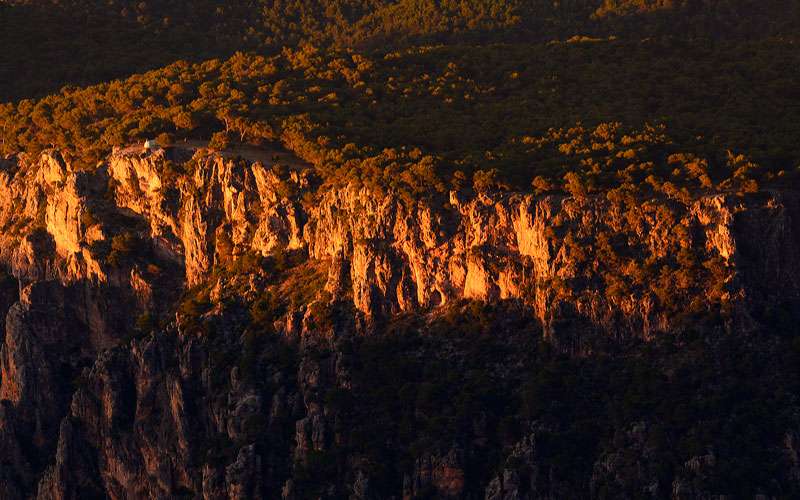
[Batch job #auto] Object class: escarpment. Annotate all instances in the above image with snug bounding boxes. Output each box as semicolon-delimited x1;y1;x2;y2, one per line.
102;147;800;340
2;146;799;341
0;146;798;498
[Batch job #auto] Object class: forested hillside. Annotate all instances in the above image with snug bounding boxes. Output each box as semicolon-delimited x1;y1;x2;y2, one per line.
2;0;799;100
2;39;799;191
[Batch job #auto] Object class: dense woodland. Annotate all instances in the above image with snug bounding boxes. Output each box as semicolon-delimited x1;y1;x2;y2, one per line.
1;39;799;195
3;0;799;185
2;0;799;101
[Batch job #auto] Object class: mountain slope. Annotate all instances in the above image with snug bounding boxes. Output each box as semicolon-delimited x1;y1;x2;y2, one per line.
2;0;799;101
0;142;797;497
1;1;800;498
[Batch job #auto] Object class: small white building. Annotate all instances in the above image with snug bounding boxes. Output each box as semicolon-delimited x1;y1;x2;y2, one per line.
144;139;159;150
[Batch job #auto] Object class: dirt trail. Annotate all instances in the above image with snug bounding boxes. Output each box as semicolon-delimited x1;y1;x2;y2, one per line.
118;139;312;170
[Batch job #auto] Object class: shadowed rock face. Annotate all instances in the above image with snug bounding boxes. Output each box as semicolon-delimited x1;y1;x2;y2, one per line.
0;149;798;498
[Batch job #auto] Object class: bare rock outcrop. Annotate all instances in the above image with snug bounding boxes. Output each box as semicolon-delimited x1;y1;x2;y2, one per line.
97;148;800;341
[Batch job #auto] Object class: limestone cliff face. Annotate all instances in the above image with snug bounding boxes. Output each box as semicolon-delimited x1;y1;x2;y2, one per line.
0;150;180;326
98;147;800;340
0;152;103;284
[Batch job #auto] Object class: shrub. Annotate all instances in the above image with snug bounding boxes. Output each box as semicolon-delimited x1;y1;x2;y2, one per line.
531;175;553;195
156;132;174;146
107;232;145;266
473;169;504;193
209;131;230;150
177;288;214;335
563;171;587;198
135;312;154;333
250;290;282;327
80;208;99;228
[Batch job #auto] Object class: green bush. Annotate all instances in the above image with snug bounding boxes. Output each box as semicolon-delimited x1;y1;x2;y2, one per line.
107;232;145;266
209;131;230;150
